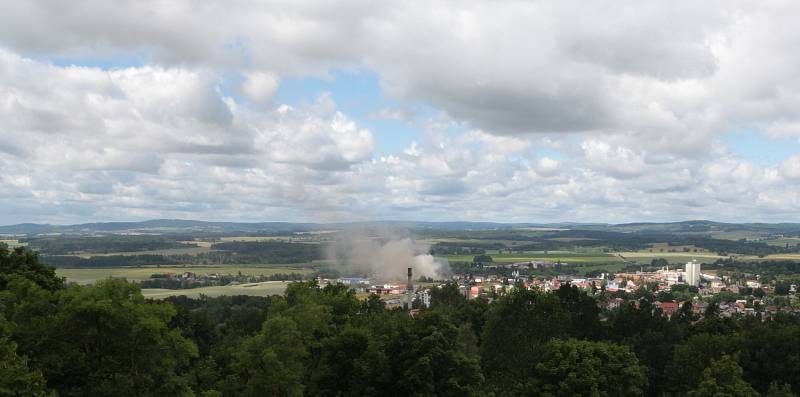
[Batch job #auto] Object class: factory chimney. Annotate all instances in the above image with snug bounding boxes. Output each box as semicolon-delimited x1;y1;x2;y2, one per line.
406;267;413;310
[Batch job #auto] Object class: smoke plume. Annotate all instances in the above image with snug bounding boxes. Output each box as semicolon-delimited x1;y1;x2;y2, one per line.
325;229;450;280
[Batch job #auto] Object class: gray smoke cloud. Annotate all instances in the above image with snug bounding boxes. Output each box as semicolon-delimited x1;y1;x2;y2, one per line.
324;229;450;281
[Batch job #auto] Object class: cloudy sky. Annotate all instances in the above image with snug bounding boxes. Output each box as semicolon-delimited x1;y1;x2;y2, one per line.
1;1;800;224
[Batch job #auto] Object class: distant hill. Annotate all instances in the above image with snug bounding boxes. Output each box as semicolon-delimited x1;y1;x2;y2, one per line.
2;218;800;236
0;219;568;235
601;220;800;235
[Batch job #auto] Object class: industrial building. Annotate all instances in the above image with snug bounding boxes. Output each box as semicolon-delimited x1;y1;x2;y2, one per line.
684;259;701;287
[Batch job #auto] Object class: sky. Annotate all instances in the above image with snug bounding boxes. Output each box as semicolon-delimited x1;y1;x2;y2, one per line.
1;1;800;225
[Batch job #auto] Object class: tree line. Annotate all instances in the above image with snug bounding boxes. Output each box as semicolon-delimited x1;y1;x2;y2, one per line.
2;245;799;396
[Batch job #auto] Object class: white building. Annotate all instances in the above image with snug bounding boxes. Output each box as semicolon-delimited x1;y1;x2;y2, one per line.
685;259;701;287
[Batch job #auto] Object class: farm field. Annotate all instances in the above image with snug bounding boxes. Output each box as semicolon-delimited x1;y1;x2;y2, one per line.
762;238;800;247
0;239;25;248
219;236;290;242
179;240;214;248
141;281;289;299
71;246;213;258
442;252;622;264
574;262;627;274
616;251;727;264
740;253;800;261
709;230;764;240
219;236;325;243
57;265;313;284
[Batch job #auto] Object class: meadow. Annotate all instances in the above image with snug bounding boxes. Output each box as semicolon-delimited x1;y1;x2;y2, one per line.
140;281;289;298
616;251;727;264
71;246;213;258
443;252;622;264
739;253;800;261
57;265;314;284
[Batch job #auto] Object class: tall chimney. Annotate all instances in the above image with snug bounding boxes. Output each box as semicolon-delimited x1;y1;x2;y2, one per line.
406;267;413;309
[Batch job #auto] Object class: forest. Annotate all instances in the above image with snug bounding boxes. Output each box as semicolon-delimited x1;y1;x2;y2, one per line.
2;245;799;396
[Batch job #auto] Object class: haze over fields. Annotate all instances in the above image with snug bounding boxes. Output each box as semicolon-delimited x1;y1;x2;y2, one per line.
2;1;800;225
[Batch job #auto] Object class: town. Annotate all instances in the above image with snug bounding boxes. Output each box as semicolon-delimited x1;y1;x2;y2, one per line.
331;257;800;320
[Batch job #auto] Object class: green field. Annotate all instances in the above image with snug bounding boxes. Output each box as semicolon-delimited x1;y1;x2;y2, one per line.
616;251;726;264
740;253;800;261
72;246;213;258
762;238;800;247
141;281;289;299
442;252;622;264
57;266;313;284
575;262;627;274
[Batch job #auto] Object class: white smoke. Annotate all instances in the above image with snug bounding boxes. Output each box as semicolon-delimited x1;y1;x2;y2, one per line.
325;230;450;281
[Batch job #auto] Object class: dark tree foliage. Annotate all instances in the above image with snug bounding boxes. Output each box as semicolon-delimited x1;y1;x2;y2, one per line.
42;254;182;268
0;246;63;291
523;338;648;396
0;317;50;397
25;235;185;255
556;283;603;340
212;241;322;263
480;287;570;390
606;298;685;395
5;247;800;396
689;354;759;397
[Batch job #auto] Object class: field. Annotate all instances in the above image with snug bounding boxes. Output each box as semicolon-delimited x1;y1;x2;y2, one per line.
762;237;800;247
179;240;214;248
616;251;726;264
0;239;25;248
219;236;289;242
71;246;213;258
709;230;764;240
57;266;313;284
141;281;288;299
219;236;326;243
574;262;627;274
443;252;622;264
739;253;800;261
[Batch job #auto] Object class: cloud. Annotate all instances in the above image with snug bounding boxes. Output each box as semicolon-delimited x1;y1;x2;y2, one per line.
3;2;800;223
1;1;799;148
0;51;379;223
780;156;800;181
242;71;279;102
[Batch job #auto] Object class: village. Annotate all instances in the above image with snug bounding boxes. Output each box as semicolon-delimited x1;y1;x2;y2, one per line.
329;258;800;319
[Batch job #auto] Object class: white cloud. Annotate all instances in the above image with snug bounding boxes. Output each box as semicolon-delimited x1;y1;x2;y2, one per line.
242;71;279;102
3;2;800;223
780;156;800;181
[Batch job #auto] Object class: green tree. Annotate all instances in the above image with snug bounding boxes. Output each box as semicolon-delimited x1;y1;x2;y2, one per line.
308;326;372;396
481;287;569;389
666;333;742;394
0;246;62;291
399;311;484;396
3;279;197;397
774;282;791;295
689;354;759;397
0;314;51;397
607;298;684;394
524;338;648;396
765;382;793;397
429;282;466;309
231;315;308;397
739;322;800;392
557;284;603;340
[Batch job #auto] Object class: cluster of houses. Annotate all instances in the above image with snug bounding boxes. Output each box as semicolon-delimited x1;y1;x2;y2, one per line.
443;259;800;318
325;259;800;318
